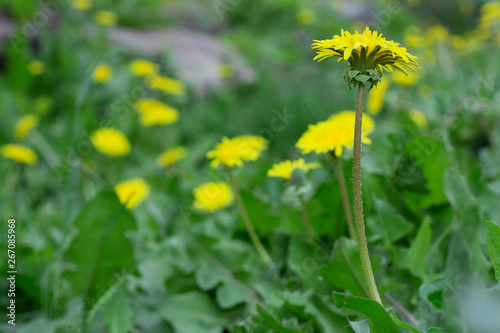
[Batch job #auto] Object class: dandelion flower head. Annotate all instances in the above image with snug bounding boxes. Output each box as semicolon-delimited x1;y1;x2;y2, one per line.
93;64;113;83
1;144;38;165
129;59;158;77
267;158;321;180
147;75;185;95
114;178;150;209
157;146;187;167
15;115;39;140
135;98;179;127
193;182;233;213
90;128;130;157
207;135;268;168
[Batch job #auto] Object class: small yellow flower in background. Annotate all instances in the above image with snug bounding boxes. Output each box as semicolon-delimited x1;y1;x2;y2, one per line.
393;70;418;86
135;99;179;127
296;9;315;25
129;59;158;77
267;158;321;180
114;178;150;209
479;2;500;33
193;182;233;212
15;115;39;140
425;25;449;46
72;0;91;10
92;64;113;83
27;60;44;75
409;109;428;129
94;10;117;26
207;135;268;168
147;75;185;95
296;111;375;157
157;146;187;167
90;128;130;157
218;64;234;78
367;79;390;115
404;26;424;49
451;35;466;50
1;144;38;165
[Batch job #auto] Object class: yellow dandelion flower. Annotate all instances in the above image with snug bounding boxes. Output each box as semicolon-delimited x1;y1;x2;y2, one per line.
479;2;500;33
404;26;424;49
129;59;158;77
92;64;113;83
425;25;449;46
296;111;374;157
311;27;418;87
367;79;390;115
393;70;418;86
296;9;315;25
157;146;187;167
90;128;130;157
409;109;428;129
193;182;233;212
27;60;44;75
135;98;179;127
114;178;150;209
207;135;268;168
72;0;91;10
1;144;38;165
94;10;117;26
147;75;185;95
218;64;234;78
14;115;39;140
267;158;321;180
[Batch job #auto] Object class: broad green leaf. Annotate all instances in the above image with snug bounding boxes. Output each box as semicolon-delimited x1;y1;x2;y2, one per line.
368;200;413;247
486;221;500;282
216;276;250;309
287;237;329;289
65;189;136;298
443;169;476;213
332;292;403;333
159;292;227;333
195;258;225;290
257;305;302;333
390;314;421;333
402;217;432;277
103;287;134;333
320;237;373;297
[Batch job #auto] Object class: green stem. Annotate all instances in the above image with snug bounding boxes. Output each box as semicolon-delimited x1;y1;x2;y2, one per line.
353;84;382;304
299;196;315;245
228;171;272;265
335;157;355;239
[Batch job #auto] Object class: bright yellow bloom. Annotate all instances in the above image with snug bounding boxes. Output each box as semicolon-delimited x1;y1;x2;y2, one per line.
409;109;428;129
135;99;179;127
393;70;418;86
296;111;374;156
479;2;500;33
72;0;91;10
311;27;418;86
207;135;268;168
157;146;187;167
147;75;185;95
218;64;234;78
296;9;315;25
92;64;112;83
15;115;39;140
367;79;390;115
90;128;130;157
193;182;233;212
129;59;158;77
94;10;117;26
114;178;150;209
267;158;321;180
27;61;44;75
1;144;38;165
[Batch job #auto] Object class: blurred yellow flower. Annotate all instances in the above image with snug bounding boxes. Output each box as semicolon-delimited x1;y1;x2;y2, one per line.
207;135;268;168
409;109;428;129
1;144;38;165
296;111;374;156
114;178;150;209
27;60;44;75
72;0;91;10
393;70;418;85
15;115;39;140
296;9;315;25
147;75;185;95
94;10;117;26
267;158;321;179
367;79;390;115
404;26;424;49
157;146;187;167
218;64;234;78
425;25;449;46
135;98;179;127
90;128;130;157
92;64;113;83
193;182;233;212
129;59;158;77
480;2;500;33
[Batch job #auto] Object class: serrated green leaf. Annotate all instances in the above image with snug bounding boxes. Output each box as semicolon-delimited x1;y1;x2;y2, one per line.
369;200;413;247
486;221;500;282
103;287;134;333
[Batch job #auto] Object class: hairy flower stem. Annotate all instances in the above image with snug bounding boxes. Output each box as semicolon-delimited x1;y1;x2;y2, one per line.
334;157;355;239
353;84;382;304
228;171;272;265
299;196;315;245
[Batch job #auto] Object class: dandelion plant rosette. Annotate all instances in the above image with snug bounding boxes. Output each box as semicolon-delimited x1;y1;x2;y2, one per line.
312;28;418;88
